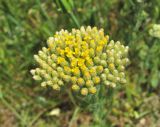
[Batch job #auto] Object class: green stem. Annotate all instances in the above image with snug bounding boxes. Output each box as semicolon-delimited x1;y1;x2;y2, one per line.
68;107;80;127
69;12;80;28
67;89;77;106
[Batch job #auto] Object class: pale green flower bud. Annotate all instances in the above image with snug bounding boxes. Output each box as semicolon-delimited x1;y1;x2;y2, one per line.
47;67;53;74
108;57;114;63
113;70;118;76
40;70;46;76
107;40;114;49
104;80;110;86
107;74;114;81
33;75;42;81
52;84;60;91
52;77;58;83
58;80;64;86
101;53;107;60
42;47;48;53
47;81;53;85
35;68;41;74
100;60;107;67
63;75;70;83
38;51;47;60
118;66;125;71
47;58;53;65
104;68;109;74
47;37;54;46
51;63;56;69
41;82;47;87
72;84;80;91
44;74;51;80
120;79;127;84
119;72;125;78
111;82;116;87
149;24;160;38
30;69;36;75
106;51;114;57
122;58;130;65
115;77;120;82
34;55;41;63
101;74;106;81
94;57;100;64
51;54;57;61
115;59;121;65
124;46;129;54
57;67;63;73
51;70;58;77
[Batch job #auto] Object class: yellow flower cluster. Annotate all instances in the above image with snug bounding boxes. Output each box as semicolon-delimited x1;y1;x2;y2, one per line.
30;26;129;95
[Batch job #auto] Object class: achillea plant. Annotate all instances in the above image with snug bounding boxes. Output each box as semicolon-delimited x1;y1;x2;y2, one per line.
30;26;129;96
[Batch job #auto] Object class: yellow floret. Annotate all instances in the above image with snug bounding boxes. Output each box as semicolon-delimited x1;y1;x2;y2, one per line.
89;87;97;94
93;76;101;84
81;88;88;95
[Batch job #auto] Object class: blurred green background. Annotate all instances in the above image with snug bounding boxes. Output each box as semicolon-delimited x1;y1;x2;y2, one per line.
0;0;160;127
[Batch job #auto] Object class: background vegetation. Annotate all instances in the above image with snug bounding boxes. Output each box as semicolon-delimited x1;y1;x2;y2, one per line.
0;0;160;127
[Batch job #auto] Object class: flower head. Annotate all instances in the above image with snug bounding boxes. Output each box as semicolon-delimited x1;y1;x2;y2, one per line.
31;26;129;95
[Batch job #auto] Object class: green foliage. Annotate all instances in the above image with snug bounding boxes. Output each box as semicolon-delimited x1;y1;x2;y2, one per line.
0;0;160;126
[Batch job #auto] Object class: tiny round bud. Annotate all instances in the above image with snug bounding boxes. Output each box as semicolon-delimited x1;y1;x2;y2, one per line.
51;63;56;69
120;79;127;84
30;69;36;75
47;81;53;85
58;80;64;86
41;82;47;87
119;72;125;78
104;80;110;86
96;66;103;74
44;74;51;80
100;60;107;67
63;75;70;82
71;76;77;84
101;53;107;60
52;77;58;83
83;72;91;80
33;75;42;81
113;70;118;76
104;68;109;74
94;57;100;64
89;87;97;94
107;74;114;81
77;78;85;86
52;84;60;91
57;67;63;72
109;63;115;70
89;67;97;76
101;74;107;81
118;66;125;71
115;59;121;65
81;88;88;95
111;82;116;87
72;84;80;91
86;80;94;87
93;76;101;84
108;57;114;63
